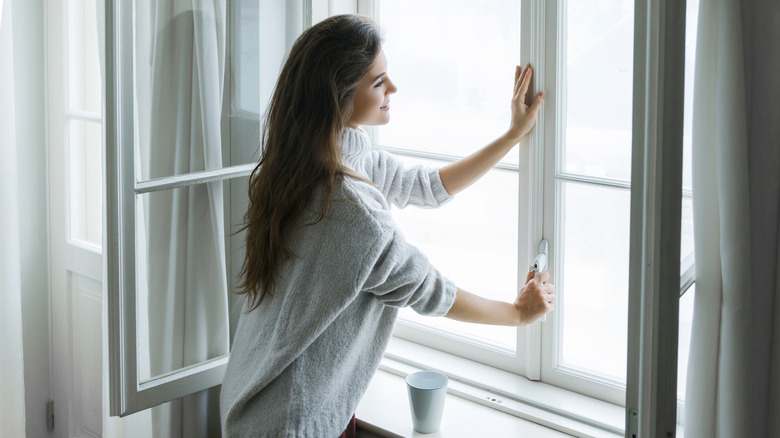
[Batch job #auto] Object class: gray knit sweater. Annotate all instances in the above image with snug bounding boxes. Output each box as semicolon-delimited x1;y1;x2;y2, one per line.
219;127;457;437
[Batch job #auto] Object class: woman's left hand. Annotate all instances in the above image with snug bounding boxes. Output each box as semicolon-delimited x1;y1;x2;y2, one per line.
506;64;545;143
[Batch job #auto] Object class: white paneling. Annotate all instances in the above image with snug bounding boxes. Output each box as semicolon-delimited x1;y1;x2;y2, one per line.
71;273;103;438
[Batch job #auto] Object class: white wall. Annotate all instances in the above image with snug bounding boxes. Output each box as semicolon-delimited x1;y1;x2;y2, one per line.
13;0;53;436
0;0;27;434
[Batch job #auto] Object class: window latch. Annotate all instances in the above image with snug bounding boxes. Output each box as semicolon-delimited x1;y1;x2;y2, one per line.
530;239;548;273
530;239;549;322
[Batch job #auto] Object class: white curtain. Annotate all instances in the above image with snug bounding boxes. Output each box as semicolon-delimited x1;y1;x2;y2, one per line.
139;1;229;437
685;0;780;436
0;1;27;436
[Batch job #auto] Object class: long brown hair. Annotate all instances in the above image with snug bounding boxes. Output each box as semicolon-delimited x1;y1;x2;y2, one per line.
237;14;382;311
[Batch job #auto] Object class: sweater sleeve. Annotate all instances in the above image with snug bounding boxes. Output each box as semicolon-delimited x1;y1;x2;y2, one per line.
367;150;453;209
358;225;456;317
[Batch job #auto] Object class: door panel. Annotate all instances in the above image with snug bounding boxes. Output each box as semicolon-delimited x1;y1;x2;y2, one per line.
48;0;105;436
71;274;104;438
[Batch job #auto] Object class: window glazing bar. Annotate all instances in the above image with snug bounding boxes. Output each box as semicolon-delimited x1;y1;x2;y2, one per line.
554;172;632;190
67;109;103;122
134;163;256;194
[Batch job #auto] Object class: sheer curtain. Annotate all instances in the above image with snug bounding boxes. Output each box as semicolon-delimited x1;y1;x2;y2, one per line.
139;1;228;437
685;0;780;436
0;0;28;435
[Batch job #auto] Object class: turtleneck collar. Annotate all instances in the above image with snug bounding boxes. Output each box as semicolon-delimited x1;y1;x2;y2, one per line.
340;127;371;174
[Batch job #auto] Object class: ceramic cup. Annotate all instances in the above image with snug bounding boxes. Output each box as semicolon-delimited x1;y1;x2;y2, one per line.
405;371;448;434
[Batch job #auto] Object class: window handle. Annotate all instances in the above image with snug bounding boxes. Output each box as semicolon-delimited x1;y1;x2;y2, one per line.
530;239;549;322
530;239;548;273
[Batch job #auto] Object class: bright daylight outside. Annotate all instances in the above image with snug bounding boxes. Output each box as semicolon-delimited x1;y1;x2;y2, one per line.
377;0;522;351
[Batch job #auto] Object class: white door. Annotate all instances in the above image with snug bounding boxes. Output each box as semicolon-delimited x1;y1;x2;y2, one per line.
46;0;105;437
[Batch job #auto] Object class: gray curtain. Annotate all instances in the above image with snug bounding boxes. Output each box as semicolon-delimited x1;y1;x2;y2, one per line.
143;2;228;438
685;0;780;436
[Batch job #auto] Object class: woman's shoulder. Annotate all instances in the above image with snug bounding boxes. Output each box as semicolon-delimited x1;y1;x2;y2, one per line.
331;177;396;233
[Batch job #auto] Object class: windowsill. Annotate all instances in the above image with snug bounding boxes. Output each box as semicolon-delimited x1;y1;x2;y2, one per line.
355;338;625;438
356;369;582;437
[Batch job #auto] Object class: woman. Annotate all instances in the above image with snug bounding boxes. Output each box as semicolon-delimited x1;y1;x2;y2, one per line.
220;14;553;437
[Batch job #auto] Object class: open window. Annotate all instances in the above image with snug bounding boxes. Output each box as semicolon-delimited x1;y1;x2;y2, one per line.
106;0;309;416
351;0;699;418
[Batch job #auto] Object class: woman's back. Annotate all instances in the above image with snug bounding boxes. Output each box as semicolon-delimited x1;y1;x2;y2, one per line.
220;176;456;437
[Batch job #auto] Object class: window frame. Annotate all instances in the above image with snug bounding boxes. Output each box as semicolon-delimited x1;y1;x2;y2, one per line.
538;0;633;406
106;0;313;416
65;0;103;252
106;0;232;416
356;0;691;417
104;0;690;430
356;0;541;381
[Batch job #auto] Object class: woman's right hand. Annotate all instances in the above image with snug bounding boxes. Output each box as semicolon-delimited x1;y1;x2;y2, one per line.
505;64;545;143
514;269;555;325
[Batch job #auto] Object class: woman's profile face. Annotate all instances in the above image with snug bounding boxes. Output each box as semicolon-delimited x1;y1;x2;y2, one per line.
348;49;397;128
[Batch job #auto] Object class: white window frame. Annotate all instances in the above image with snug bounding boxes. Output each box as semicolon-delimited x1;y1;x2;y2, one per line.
354;0;538;380
106;0;312;416
354;0;689;427
354;0;629;400
65;0;103;253
537;0;631;405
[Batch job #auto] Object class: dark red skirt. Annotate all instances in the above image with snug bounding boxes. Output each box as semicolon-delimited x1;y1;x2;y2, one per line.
339;414;356;438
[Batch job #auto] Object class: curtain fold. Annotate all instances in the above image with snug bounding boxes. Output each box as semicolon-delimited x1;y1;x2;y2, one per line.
0;0;27;435
685;0;780;436
142;1;228;437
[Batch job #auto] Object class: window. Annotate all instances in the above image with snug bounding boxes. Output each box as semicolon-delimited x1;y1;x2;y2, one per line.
68;0;103;250
370;0;525;374
107;0;299;415
107;0;696;428
353;0;699;413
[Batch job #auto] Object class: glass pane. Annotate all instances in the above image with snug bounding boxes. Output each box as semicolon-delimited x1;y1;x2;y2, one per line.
677;0;699;407
376;0;522;164
69;0;101;113
558;182;630;381
134;1;232;181
680;0;700;271
682;0;700;193
235;0;260;114
135;182;229;381
563;0;634;181
69;119;103;247
394;155;517;351
678;283;695;400
681;195;694;267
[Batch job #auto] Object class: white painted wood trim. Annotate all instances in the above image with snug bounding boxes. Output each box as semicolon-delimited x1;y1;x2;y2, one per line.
519;0;547;383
